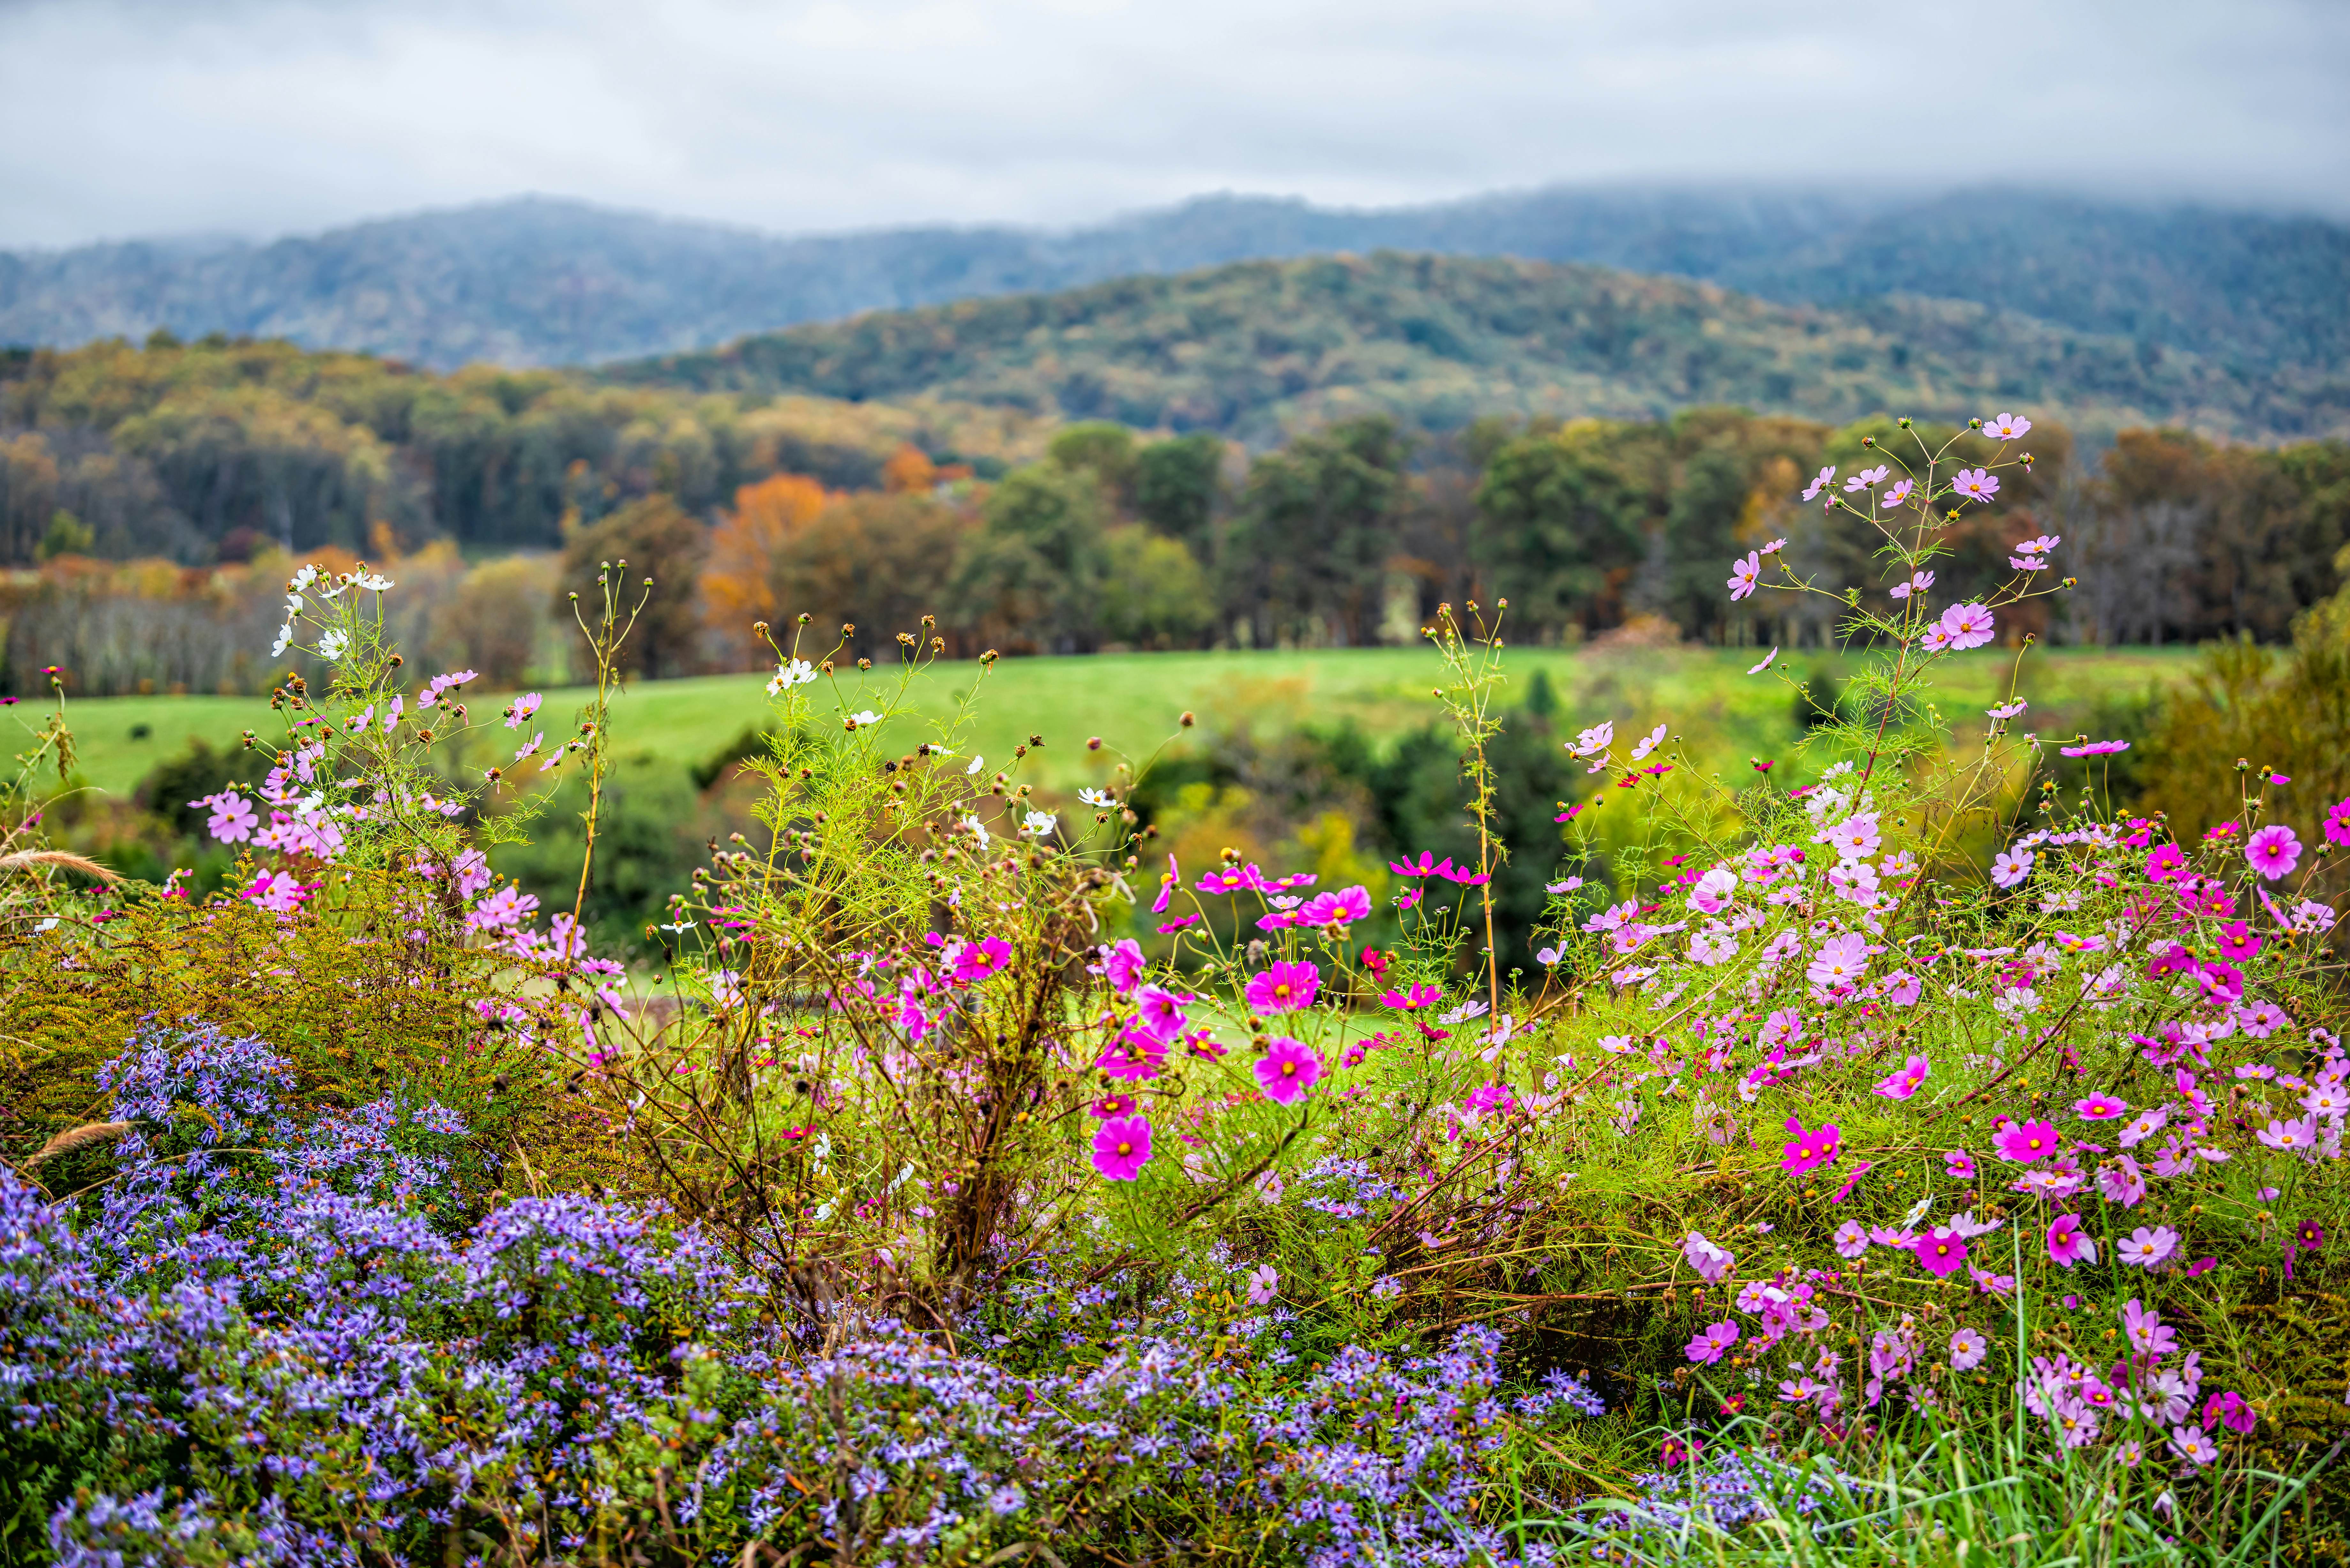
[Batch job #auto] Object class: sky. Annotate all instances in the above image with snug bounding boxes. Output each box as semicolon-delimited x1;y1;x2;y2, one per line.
2;0;2346;249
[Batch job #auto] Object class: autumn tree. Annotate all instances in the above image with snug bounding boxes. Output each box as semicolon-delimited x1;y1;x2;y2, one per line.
556;494;711;680
702;473;829;662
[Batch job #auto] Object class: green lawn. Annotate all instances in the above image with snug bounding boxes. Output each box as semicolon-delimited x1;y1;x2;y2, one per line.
24;644;2203;802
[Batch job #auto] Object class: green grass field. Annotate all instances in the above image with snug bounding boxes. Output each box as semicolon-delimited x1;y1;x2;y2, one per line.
24;644;2203;803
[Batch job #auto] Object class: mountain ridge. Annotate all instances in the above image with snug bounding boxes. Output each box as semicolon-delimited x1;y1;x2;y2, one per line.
2;186;2344;379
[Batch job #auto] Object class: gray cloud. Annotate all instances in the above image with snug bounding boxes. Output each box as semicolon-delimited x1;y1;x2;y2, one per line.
1;0;2345;247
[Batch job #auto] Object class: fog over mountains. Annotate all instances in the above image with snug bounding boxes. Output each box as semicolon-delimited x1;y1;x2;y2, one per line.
3;186;2345;379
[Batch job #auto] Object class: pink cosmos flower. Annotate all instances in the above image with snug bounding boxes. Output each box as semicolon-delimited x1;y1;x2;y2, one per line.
1152;853;1179;914
1990;849;2034;888
1095;939;1146;994
1254;1036;1323;1104
2203;1391;2255;1436
1686;1320;1740;1364
2256;1115;2317;1152
1874;1054;1931;1100
1994;1119;2061;1163
2059;739;2130;758
1951;469;2000;503
1761;1008;1804;1049
1802;466;1836;501
1833;1219;1869;1258
1884;478;1914;506
1245;1263;1279;1305
1747;647;1779;674
204;792;258;843
1130;984;1191;1044
1938;602;1996;650
2145;843;2188;881
1944;1149;1977;1180
2046;1213;2097;1268
1913;1228;1969;1278
1948;1327;1988;1370
1917;621;1954;652
2245;824;2301;881
1088;1093;1138;1119
2169;1425;2215;1466
1780;1115;1841;1176
1245;960;1320;1014
2074;1092;2127;1121
1806;931;1869;990
1845;464;1889;492
1681;1232;1737;1282
1197;867;1250;895
1889;569;1935;600
1091;1115;1153;1180
504;691;542;728
953;937;1014;984
1380;982;1443;1010
1300;886;1374;928
1728;551;1761;600
2324;796;2350;847
2117;1225;2179;1270
1983;412;2032;440
1098;1028;1168;1082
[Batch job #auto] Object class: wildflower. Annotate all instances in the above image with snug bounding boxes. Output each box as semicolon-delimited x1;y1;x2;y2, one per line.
2245;824;2302;880
1951;468;1999;503
1565;721;1615;760
1246;960;1320;1013
504;691;543;728
1255;1037;1322;1104
1984;411;2032;439
1129;984;1190;1044
2046;1214;2097;1268
2123;1298;2177;1358
1299;885;1374;928
1682;1232;1738;1283
1244;1263;1278;1305
1917;621;1954;652
2074;1092;2127;1121
317;628;350;661
1091;1115;1152;1180
202;792;258;843
1833;1219;1869;1258
2256;1115;2317;1152
1077;787;1116;809
1379;982;1442;1010
2058;739;2130;757
1890;568;1936;600
1820;813;1882;861
2168;1425;2215;1467
1747;647;1779;674
2204;1391;2255;1435
967;754;985;775
1660;1436;1705;1468
1990;848;2034;888
1987;699;2027;720
953;937;1014;983
512;732;544;764
1944;1149;1977;1180
1913;1228;1969;1278
2215;921;2263;962
2324;795;2350;846
1845;464;1888;492
1939;603;1996;650
1806;931;1869;989
1884;478;1915;505
1685;1320;1740;1364
1948;1327;1988;1370
1780;1116;1841;1176
1802;465;1836;501
2298;1219;2327;1252
1631;721;1669;761
1874;1054;1931;1100
766;658;817;693
1151;853;1179;913
1020;810;1057;837
2118;1225;2180;1270
1727;552;1761;600
1088;1093;1137;1118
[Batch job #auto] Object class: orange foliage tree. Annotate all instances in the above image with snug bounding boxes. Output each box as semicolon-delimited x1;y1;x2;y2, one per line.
701;474;830;661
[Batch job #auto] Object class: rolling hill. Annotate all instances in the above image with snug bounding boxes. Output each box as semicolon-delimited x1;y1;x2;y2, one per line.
603;251;2350;447
2;187;2344;382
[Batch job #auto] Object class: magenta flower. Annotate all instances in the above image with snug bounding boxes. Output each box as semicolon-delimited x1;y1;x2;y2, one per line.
1874;1054;1931;1100
1913;1228;1969;1278
1300;885;1374;927
2203;1391;2255;1435
953;937;1014;984
1254;1036;1323;1104
1245;960;1320;1014
2073;1092;2127;1121
2059;739;2130;758
1098;1028;1168;1082
1994;1119;2061;1163
1197;867;1250;895
1685;1320;1740;1365
1130;984;1191;1044
2324;796;2350;847
1088;1093;1138;1118
1779;1115;1841;1176
204;792;258;843
2215;921;2262;963
1380;982;1443;1011
2045;1213;2097;1268
1151;853;1179;914
1096;938;1146;994
1091;1115;1153;1179
2145;843;2188;882
2245;824;2302;881
1944;1149;1978;1180
1948;1327;1988;1371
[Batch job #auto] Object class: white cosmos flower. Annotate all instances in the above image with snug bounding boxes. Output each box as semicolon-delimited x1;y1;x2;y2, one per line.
354;572;394;592
765;658;818;695
290;565;318;592
966;754;985;775
317;629;349;661
1078;787;1115;808
848;709;883;728
270;624;293;657
962;813;990;844
1020;810;1058;837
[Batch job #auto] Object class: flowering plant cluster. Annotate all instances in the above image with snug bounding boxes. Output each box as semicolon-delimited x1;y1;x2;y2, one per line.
5;410;2348;1561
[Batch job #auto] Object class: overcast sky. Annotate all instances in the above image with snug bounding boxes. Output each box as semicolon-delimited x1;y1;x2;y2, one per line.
2;0;2345;249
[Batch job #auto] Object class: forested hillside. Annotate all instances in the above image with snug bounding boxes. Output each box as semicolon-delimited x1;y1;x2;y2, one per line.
613;252;2350;445
6;328;2347;700
3;187;2343;378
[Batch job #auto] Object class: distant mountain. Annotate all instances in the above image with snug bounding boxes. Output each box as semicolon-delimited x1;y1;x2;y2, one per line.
604;253;2350;447
1;188;2344;379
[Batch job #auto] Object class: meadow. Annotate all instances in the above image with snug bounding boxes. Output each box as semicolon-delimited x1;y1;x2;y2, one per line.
54;643;2201;802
